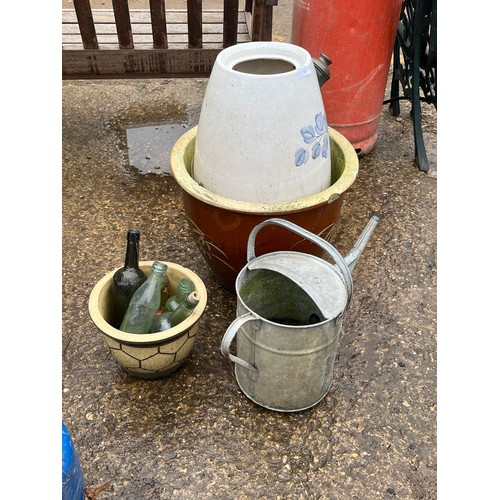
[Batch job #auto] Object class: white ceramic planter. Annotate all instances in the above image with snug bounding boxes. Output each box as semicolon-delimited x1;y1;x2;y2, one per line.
193;41;331;204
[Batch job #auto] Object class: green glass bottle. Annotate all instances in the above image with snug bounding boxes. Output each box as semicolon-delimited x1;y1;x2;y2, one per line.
150;291;200;333
119;261;168;334
109;229;147;328
163;278;195;313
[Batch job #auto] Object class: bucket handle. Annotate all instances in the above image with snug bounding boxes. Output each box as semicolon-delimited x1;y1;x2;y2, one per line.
220;313;260;372
247;218;354;309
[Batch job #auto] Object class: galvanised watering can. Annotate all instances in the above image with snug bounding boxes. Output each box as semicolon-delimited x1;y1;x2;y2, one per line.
221;215;379;412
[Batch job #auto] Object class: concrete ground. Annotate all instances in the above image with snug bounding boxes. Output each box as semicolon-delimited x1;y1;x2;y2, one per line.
61;1;437;498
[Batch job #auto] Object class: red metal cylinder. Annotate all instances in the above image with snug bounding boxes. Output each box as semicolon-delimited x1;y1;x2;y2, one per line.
292;0;402;154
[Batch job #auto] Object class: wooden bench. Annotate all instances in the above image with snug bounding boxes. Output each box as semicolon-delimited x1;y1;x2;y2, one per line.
62;0;277;80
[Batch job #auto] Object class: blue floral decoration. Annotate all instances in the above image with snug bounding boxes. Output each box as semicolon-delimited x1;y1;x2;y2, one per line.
295;112;329;167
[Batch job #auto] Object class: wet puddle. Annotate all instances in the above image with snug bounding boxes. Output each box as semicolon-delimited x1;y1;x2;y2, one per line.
122;123;191;175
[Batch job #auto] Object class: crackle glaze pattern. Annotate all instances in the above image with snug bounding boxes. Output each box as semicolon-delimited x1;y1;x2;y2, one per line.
102;325;199;379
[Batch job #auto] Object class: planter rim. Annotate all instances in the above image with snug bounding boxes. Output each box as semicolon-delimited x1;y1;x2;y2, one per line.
88;261;207;344
215;41;311;81
170;126;359;214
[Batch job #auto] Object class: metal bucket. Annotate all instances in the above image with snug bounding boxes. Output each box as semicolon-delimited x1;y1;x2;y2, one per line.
221;216;378;412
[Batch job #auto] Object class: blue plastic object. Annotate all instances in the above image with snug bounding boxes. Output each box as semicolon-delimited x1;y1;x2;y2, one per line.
62;422;85;500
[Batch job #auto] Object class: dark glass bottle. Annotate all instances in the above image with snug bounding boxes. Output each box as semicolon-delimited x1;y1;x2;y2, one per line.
119;261;168;334
109;229;147;328
150;291;200;333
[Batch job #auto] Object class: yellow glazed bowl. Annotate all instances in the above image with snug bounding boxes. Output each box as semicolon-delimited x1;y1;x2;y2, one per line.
88;261;207;379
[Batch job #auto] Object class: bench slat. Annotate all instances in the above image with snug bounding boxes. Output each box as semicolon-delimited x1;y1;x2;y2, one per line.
62;48;222;79
187;0;203;48
62;9;248;24
63;32;251;48
72;0;98;49
223;0;239;47
112;0;134;49
150;0;168;48
63;22;249;36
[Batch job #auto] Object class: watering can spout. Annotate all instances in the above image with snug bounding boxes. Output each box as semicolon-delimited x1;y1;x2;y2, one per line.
339;215;380;273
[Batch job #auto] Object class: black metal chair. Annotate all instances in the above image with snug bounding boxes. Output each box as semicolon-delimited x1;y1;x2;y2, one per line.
386;0;437;172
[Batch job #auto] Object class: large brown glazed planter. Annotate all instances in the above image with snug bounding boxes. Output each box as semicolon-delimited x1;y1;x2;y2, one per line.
170;127;358;291
88;261;207;379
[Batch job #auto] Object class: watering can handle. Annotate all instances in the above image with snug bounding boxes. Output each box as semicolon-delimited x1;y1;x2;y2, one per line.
220;313;260;372
247;218;353;307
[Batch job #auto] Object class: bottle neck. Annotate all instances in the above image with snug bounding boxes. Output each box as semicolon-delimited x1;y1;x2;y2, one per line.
124;232;140;268
170;292;199;320
181;292;199;311
150;261;168;283
176;279;194;298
